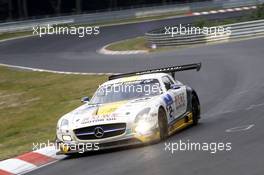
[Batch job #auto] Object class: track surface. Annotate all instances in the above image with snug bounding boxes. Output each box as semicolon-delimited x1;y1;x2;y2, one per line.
26;37;264;175
1;11;264;175
0;10;252;73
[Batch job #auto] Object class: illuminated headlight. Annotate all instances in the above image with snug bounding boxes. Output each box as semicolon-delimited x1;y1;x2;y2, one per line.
62;135;72;141
135;121;153;135
135;108;157;135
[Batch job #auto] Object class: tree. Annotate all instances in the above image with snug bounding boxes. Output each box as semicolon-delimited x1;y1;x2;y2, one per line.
17;0;23;18
76;0;82;14
8;0;13;19
109;0;117;9
22;0;28;18
17;0;28;19
50;0;62;15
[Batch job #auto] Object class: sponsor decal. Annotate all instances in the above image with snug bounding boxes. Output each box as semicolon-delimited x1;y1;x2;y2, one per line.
81;115;117;124
175;93;185;110
163;94;173;106
120;76;140;82
163;94;174;118
96;101;127;115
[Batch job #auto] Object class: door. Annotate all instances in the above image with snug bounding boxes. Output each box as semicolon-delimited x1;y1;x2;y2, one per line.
161;76;187;124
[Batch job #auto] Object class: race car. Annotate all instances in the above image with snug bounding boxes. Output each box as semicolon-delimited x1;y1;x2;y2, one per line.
56;63;201;154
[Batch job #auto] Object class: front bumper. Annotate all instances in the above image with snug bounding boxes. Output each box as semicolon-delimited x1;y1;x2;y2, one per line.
56;130;160;154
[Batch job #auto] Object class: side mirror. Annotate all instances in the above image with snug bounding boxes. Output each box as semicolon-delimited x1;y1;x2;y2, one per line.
170;84;181;90
81;97;89;103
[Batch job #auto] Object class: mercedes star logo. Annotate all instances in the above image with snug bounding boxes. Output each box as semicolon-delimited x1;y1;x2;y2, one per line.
94;127;104;138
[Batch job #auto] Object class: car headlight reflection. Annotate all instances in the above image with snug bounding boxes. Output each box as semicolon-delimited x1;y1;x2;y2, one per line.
135;108;151;123
135;121;153;135
135;108;156;135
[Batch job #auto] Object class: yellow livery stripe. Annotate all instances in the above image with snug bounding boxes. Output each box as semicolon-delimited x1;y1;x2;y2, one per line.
96;101;127;115
168;113;193;135
120;76;139;82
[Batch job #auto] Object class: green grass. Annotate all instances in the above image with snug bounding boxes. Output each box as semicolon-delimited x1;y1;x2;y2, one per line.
105;4;264;52
0;66;106;160
57;9;191;28
106;37;149;51
194;3;264;27
0;31;32;41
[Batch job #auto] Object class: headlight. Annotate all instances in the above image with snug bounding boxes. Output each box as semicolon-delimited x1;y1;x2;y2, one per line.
135;108;151;123
135;121;153;135
60;119;69;130
135;108;157;135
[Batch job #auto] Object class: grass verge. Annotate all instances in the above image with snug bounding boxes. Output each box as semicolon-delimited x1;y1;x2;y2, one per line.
106;37;149;51
0;31;32;41
0;66;106;160
194;3;264;27
105;4;264;52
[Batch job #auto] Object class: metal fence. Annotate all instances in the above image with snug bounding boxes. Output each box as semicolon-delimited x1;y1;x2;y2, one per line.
145;19;264;47
0;0;264;34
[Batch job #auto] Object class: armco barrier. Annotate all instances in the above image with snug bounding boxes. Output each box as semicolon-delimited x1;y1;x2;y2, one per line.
145;19;264;47
0;0;264;34
0;19;74;34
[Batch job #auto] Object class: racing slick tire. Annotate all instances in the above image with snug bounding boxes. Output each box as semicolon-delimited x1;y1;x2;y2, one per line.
192;94;200;126
158;108;169;140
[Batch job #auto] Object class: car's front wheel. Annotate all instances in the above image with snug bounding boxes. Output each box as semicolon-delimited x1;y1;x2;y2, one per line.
158;108;168;140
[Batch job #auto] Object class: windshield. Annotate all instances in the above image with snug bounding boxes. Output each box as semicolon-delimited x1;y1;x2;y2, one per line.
90;79;162;104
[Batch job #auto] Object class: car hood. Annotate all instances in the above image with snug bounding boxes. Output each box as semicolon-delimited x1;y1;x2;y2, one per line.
66;97;157;129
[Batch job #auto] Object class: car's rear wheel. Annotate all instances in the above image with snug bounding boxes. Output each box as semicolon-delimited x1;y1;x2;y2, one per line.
158;108;168;140
192;94;200;126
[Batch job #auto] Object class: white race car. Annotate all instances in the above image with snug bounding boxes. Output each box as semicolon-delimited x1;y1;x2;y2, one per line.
56;63;201;154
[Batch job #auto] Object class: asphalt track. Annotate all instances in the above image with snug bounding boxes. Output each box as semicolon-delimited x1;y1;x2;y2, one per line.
0;10;253;73
1;10;264;175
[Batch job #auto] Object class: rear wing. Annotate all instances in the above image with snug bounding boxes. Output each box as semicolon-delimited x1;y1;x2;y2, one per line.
109;62;201;80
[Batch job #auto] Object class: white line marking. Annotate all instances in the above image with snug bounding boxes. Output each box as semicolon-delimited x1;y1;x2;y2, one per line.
98;43;148;55
193;12;201;16
0;35;34;43
227;9;234;12
0;63;117;75
218;9;226;13
210;10;218;14
246;102;264;110
201;12;209;15
226;124;255;133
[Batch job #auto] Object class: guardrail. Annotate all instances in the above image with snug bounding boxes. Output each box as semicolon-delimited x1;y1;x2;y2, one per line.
145;19;264;47
0;19;74;34
0;0;264;34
